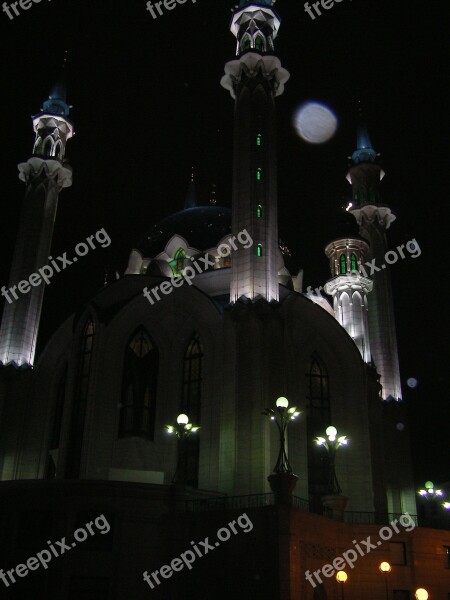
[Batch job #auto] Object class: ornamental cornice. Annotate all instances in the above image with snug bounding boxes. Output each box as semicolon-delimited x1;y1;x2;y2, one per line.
350;204;396;230
221;53;290;99
17;157;73;189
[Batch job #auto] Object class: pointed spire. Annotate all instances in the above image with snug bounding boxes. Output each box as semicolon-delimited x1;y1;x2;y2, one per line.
351;102;377;165
184;167;198;209
42;51;71;118
209;183;217;205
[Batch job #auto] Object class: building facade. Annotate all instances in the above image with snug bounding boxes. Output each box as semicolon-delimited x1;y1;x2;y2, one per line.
0;1;448;599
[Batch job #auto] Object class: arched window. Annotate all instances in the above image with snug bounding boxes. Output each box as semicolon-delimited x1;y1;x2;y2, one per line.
65;320;95;479
119;328;159;440
241;34;251;52
257;244;263;257
305;355;331;513
179;334;203;487
339;254;347;274
42;137;53;156
168;247;187;276
33;137;43;156
54;141;63;159
255;34;264;52
256;133;262;146
256;167;262;181
351;253;358;271
257;205;262;218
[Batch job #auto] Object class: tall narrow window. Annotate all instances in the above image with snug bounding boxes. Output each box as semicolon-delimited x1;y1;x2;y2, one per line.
42;137;53;156
54;141;63;159
257;244;263;257
179;334;203;487
256;168;262;181
119;328;159;439
305;355;331;514
257;205;262;218
242;35;251;52
33;137;43;156
339;254;347;274
256;133;262;146
351;253;358;271
255;34;264;52
65;320;95;479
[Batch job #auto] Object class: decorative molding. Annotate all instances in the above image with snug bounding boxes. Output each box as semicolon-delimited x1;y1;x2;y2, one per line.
17;157;73;189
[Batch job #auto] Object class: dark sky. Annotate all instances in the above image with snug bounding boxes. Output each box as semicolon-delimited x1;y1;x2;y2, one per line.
0;0;448;486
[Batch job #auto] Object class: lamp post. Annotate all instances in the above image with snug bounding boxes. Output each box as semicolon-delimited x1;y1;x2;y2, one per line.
165;413;200;484
336;571;348;600
418;481;444;499
315;426;349;495
379;561;391;600
415;589;429;600
262;397;301;474
417;481;444;525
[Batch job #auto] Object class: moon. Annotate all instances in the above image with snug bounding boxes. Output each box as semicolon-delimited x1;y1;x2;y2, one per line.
293;102;338;144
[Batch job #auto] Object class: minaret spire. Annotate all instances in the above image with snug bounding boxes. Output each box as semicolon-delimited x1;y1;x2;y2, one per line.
184;167;198;209
222;0;289;303
346;114;402;402
0;79;74;367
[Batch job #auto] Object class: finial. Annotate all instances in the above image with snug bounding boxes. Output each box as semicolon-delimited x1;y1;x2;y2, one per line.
184;167;198;210
351;102;377;165
210;183;217;205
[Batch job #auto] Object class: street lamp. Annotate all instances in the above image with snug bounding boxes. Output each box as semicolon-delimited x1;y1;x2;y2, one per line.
415;589;429;600
262;397;301;474
165;413;200;483
418;481;444;499
379;562;391;600
336;571;348;600
443;502;450;510
315;426;349;495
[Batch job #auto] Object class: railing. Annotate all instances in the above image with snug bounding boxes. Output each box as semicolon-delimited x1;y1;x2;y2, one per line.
186;492;274;512
340;511;419;526
292;496;311;511
185;495;450;529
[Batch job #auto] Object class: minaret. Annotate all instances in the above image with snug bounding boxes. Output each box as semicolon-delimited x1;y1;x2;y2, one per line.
347;117;402;400
0;82;73;367
324;214;373;363
221;0;289;303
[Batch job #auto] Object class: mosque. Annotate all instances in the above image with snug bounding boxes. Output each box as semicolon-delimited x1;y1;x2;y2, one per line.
1;2;448;599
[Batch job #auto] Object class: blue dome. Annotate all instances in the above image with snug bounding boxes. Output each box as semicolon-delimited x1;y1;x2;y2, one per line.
137;206;232;258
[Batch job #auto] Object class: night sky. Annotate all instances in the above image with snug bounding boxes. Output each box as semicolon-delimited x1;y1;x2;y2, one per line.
0;0;448;487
